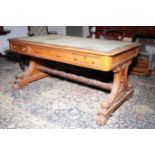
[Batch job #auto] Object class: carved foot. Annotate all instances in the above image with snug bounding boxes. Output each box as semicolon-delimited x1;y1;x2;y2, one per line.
13;72;27;89
127;89;134;100
96;61;133;126
15;72;26;79
13;78;25;90
13;60;48;90
12;83;23;90
101;101;110;109
96;115;108;126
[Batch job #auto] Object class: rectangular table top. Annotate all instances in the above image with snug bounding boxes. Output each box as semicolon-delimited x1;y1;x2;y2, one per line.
11;35;140;56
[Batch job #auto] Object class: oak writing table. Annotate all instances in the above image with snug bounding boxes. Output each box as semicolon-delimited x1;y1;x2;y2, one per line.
9;35;140;126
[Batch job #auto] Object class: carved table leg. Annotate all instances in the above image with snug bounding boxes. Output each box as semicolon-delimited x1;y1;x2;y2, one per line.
96;61;133;126
13;59;48;90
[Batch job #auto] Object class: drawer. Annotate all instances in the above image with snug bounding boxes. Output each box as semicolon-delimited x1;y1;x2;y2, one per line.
11;43;27;52
71;54;101;67
29;46;42;54
57;51;72;60
29;46;57;57
89;57;101;66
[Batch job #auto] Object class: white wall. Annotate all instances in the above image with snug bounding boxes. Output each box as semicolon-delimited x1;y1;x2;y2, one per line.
0;26;28;55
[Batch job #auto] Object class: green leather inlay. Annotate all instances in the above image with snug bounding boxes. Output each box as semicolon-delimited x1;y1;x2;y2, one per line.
19;35;133;52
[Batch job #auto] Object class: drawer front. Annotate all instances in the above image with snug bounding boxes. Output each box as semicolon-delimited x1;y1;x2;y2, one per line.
29;46;57;57
10;43;102;70
11;43;27;53
57;51;72;60
30;46;101;68
71;53;101;67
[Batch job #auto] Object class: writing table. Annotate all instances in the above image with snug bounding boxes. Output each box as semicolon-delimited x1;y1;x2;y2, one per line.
9;35;140;125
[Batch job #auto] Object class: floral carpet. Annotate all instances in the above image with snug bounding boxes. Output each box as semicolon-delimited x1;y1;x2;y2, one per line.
0;57;155;128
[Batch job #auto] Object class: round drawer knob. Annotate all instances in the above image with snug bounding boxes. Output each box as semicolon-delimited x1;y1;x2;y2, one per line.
57;53;60;57
91;60;95;64
34;50;39;53
74;57;77;61
22;47;26;51
83;56;87;59
13;45;17;48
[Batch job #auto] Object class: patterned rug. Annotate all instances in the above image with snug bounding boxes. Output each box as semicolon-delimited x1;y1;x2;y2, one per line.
0;57;155;128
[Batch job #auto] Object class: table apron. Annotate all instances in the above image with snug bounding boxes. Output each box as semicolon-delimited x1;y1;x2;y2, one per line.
9;41;138;72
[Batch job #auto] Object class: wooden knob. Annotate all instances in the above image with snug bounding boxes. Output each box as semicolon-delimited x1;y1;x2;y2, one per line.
91;60;95;64
74;57;77;61
34;50;39;53
57;53;60;57
83;55;87;59
22;47;26;51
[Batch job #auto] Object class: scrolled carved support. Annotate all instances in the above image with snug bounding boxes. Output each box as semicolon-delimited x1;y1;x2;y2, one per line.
96;61;133;126
101;66;123;109
13;59;48;90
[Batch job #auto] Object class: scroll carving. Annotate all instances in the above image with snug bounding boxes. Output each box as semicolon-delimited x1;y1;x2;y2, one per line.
13;60;48;89
96;61;133;126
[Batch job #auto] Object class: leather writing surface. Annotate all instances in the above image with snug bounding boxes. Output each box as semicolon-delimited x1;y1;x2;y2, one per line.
17;34;134;53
